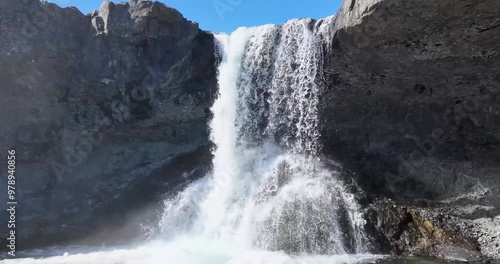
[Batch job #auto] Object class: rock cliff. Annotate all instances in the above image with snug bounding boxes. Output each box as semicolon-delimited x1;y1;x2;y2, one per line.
318;0;500;260
0;0;216;249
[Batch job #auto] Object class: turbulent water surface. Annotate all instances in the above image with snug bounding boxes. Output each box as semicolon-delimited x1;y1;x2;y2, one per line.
2;21;383;264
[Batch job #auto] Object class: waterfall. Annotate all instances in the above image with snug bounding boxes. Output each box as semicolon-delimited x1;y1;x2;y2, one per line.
3;21;376;264
160;20;368;255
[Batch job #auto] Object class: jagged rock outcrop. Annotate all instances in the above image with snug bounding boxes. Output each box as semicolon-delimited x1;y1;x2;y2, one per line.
318;0;500;260
0;0;216;249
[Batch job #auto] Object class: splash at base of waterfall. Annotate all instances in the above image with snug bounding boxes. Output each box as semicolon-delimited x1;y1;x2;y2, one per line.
159;143;368;255
3;241;382;264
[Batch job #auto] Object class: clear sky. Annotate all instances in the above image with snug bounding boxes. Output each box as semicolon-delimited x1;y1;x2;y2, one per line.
47;0;342;33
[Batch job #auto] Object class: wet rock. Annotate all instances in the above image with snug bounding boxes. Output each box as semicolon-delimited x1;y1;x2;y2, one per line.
366;200;482;261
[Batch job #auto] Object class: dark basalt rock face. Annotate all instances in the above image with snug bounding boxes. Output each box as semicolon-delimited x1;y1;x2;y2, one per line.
318;0;500;260
0;0;216;249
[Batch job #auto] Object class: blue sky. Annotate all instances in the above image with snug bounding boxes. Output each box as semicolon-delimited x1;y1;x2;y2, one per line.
47;0;342;33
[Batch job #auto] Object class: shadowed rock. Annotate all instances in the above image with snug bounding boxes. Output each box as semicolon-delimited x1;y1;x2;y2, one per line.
0;0;216;250
315;0;500;259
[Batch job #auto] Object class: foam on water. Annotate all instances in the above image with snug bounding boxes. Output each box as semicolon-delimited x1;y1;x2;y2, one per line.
1;240;381;264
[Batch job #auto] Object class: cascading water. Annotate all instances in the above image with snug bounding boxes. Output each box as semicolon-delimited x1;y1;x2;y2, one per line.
2;20;379;264
160;19;368;254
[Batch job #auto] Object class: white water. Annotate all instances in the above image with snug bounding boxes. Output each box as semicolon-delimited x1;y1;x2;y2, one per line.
2;242;379;264
2;21;381;264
